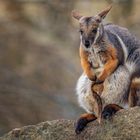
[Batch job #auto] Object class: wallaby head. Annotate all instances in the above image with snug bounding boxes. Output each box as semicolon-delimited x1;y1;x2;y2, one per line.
72;5;112;49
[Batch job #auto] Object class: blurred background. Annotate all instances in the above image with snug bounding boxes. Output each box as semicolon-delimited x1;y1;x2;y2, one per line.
0;0;140;136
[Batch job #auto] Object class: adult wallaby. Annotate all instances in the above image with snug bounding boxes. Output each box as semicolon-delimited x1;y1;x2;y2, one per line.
72;5;140;134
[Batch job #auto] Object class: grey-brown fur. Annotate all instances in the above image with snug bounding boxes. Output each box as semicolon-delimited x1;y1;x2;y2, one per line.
73;6;140;113
99;24;140;104
105;24;140;75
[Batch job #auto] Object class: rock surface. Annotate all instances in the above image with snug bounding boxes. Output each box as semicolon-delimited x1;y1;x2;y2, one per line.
0;107;140;140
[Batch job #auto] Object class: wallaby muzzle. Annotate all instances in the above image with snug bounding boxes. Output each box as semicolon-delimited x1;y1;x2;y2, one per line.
84;40;90;48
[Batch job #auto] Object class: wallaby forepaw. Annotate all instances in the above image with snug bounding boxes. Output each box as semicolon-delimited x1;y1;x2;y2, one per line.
75;118;88;134
89;75;97;81
95;79;104;84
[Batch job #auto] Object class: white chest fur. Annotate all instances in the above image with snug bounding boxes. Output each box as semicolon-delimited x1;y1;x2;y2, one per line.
76;66;131;113
76;74;96;113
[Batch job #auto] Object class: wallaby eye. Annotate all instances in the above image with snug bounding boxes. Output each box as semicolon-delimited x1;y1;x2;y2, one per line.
79;29;84;34
92;29;97;33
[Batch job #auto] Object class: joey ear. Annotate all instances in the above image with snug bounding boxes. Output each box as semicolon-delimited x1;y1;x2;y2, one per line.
98;5;112;19
71;10;83;20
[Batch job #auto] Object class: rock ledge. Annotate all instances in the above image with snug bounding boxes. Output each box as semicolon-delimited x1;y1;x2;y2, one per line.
1;107;140;140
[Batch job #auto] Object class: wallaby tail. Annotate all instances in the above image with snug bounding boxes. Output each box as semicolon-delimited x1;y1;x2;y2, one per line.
91;83;103;123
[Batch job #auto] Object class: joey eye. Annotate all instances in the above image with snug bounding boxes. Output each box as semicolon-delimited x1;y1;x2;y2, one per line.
79;29;84;34
92;29;97;34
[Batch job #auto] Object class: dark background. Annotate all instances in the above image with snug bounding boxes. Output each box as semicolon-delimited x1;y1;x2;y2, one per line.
0;0;139;136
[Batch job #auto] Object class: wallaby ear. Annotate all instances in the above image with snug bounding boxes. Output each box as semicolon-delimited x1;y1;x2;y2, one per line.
71;10;83;20
98;5;112;19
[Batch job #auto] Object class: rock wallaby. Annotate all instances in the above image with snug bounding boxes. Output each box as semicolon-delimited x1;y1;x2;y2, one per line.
72;5;140;134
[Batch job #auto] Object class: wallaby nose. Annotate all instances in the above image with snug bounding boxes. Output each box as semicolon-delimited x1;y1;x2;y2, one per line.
84;40;90;48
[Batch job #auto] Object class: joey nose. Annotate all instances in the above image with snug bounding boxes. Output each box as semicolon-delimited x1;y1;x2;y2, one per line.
84;40;90;48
